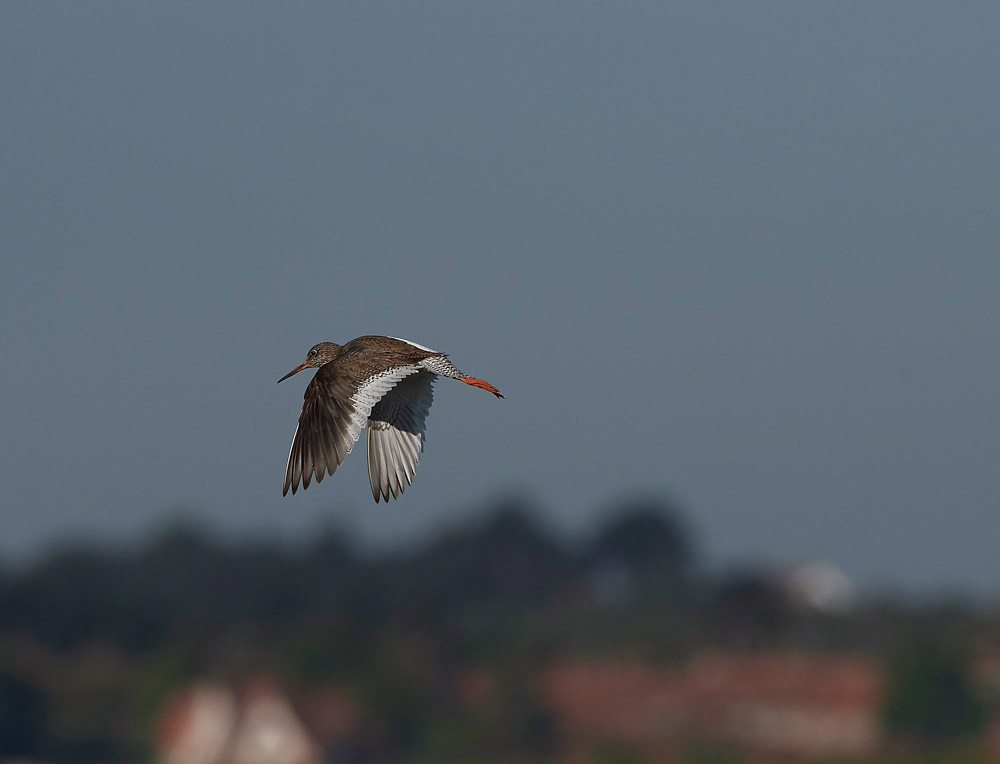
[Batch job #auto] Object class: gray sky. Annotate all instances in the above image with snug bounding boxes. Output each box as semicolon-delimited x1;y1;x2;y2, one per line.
2;2;999;594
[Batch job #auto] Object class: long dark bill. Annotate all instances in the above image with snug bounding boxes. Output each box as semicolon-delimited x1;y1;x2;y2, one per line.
277;363;309;383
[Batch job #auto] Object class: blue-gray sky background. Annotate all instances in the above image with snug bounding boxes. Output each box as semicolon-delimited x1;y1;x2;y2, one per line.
2;2;998;594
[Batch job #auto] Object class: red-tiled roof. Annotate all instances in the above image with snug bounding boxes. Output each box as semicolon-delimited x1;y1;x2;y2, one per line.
538;652;883;757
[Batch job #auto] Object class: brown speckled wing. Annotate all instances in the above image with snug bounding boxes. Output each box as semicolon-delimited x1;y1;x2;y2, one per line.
283;357;423;496
283;369;359;496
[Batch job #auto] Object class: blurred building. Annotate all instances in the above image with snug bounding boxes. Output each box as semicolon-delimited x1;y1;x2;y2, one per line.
538;652;882;759
157;679;362;764
781;561;856;614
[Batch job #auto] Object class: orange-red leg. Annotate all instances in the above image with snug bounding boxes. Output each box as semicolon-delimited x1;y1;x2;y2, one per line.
460;376;504;398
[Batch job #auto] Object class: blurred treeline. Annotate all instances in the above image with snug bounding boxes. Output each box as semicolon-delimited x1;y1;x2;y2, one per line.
0;496;994;762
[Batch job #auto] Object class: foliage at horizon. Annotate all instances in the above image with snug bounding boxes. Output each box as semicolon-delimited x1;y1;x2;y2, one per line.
0;496;989;763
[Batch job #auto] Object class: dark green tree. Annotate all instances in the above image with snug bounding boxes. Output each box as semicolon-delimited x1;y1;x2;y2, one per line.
584;497;694;604
882;639;985;744
0;671;48;757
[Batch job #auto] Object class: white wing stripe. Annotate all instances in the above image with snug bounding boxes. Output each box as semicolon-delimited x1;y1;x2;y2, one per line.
388;336;439;353
365;371;434;502
346;365;422;451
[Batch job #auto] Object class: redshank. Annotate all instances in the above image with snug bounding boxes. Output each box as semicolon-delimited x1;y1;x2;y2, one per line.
278;335;503;501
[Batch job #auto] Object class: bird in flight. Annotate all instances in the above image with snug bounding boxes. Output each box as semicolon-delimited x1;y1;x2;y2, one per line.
278;335;503;501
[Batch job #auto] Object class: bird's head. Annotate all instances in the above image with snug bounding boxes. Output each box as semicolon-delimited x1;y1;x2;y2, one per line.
277;342;340;383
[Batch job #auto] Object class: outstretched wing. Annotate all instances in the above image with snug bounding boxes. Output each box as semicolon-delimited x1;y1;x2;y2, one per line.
284;362;422;496
366;371;435;502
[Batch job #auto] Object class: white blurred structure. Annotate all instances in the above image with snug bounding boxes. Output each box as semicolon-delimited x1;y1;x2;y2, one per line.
782;561;856;614
159;684;239;764
158;680;343;764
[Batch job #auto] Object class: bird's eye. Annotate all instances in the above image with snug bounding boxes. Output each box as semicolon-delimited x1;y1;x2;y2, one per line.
309;349;318;357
